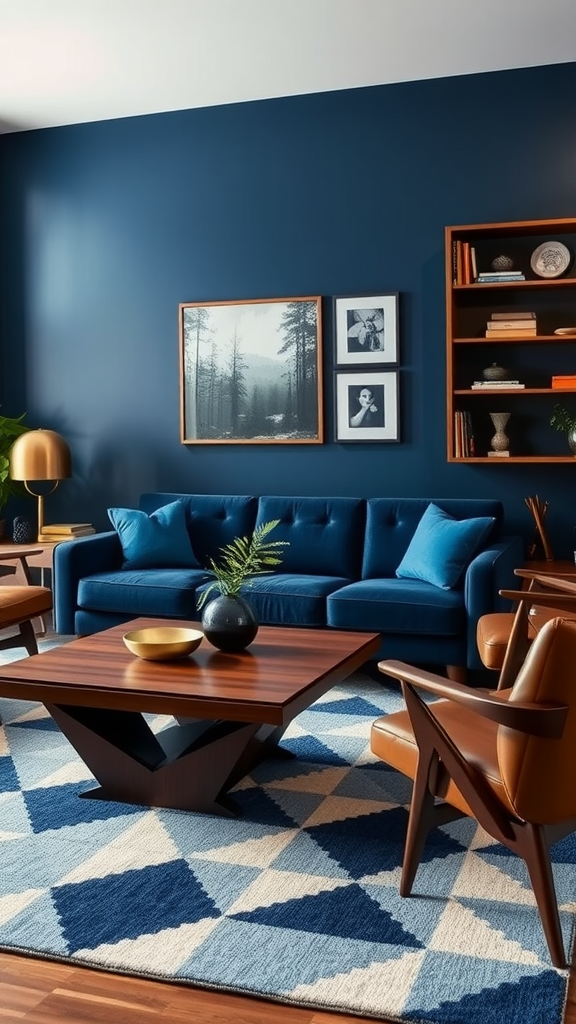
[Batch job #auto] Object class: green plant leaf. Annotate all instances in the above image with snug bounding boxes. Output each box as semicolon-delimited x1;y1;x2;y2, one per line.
0;411;29;513
550;403;576;434
196;519;289;609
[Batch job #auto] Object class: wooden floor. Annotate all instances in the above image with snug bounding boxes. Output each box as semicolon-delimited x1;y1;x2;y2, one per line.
0;950;575;1022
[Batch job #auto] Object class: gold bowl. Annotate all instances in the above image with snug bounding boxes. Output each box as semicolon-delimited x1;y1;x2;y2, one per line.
123;627;204;661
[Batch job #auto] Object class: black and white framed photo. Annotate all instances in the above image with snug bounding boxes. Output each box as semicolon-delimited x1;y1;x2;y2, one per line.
333;292;399;366
334;370;400;443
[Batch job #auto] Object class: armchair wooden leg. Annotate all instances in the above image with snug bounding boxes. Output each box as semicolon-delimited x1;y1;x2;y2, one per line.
401;749;464;896
401;750;437;896
521;824;566;969
20;619;39;656
0;619;39;656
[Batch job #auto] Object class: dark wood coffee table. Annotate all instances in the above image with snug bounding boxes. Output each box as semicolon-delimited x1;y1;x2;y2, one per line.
0;618;379;816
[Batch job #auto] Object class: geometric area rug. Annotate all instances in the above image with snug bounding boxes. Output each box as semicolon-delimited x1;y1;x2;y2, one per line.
0;642;573;1024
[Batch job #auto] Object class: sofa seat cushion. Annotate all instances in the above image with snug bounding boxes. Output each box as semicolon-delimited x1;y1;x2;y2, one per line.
78;569;208;618
228;575;352;627
327;578;465;635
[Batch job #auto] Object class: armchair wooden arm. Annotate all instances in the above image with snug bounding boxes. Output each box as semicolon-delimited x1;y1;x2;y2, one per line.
378;659;568;738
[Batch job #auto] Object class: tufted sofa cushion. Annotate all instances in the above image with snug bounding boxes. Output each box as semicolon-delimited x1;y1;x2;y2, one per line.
255;495;366;579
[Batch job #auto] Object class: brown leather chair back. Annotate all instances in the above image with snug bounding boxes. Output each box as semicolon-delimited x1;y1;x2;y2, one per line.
498;617;576;824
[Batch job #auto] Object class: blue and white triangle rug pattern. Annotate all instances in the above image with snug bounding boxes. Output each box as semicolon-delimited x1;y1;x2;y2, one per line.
0;643;574;1024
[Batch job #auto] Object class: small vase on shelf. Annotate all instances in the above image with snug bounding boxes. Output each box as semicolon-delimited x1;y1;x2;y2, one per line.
483;363;508;381
489;412;510;457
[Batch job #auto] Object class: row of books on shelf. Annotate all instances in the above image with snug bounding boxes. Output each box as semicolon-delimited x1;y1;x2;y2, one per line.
485;311;536;337
39;523;95;540
468;373;576;390
470;380;525;389
454;411;475;458
477;271;525;284
451;243;526;285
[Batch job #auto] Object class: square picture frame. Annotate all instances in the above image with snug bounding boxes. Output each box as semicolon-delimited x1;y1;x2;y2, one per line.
334;370;400;443
333;292;399;366
179;296;323;444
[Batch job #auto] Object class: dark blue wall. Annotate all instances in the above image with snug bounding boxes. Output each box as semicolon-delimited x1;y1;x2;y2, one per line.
1;62;576;553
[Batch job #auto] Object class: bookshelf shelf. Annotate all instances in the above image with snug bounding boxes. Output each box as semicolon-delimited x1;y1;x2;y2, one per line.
454;336;575;344
455;388;576;396
446;217;576;463
452;456;576;464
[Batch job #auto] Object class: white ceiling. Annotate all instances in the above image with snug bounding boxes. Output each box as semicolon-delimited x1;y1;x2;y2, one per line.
1;0;575;134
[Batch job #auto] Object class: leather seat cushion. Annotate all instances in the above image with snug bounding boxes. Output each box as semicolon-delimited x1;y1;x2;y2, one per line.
0;586;52;624
476;612;516;670
370;698;515;816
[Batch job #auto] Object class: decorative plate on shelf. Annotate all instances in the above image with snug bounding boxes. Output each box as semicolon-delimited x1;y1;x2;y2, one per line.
530;240;571;279
554;327;576;335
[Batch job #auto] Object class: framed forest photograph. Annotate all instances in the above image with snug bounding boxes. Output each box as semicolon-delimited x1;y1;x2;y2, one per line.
179;296;323;444
333;292;399;366
334;369;400;443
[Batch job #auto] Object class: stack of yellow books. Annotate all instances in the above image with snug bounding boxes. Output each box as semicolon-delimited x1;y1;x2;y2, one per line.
39;523;95;540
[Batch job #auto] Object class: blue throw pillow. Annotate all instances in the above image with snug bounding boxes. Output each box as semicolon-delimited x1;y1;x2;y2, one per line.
395;503;495;590
107;500;200;570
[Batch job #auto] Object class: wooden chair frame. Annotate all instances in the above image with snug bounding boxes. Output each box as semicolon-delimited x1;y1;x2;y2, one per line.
378;656;571;967
495;572;576;690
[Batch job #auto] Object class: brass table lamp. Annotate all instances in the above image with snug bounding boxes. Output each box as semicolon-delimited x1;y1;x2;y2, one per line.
9;429;72;541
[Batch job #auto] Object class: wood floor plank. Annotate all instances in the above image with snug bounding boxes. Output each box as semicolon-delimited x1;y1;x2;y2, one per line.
0;949;573;1023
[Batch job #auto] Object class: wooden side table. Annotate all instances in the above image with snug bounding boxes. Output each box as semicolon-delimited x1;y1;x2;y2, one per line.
518;559;576;578
514;561;576;635
0;542;60;634
0;541;58;587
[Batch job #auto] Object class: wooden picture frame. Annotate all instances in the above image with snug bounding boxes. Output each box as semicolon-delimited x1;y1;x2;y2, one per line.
333;292;399;366
334;370;400;443
179;296;323;444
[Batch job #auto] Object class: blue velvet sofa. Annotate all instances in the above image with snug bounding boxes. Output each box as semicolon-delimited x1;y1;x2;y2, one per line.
53;492;524;673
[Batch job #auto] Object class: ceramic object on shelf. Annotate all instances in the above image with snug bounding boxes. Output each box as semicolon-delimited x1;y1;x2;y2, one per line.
489;412;511;453
491;255;514;271
530;241;571;279
483;362;509;381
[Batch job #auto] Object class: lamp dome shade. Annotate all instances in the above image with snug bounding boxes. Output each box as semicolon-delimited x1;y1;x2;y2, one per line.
10;429;72;481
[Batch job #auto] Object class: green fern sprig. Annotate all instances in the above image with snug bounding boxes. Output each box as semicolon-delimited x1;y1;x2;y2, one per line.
197;519;289;608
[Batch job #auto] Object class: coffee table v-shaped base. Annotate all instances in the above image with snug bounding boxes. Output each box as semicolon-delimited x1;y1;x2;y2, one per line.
46;703;293;817
0;619;380;817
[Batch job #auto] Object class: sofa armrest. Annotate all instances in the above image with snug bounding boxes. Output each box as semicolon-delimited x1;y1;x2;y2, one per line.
53;531;123;634
463;535;525;669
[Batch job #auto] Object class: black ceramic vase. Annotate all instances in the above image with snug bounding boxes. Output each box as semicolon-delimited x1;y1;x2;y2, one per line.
12;516;33;544
201;594;259;653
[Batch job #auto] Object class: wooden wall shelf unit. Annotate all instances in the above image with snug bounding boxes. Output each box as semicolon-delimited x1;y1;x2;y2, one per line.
446;217;576;464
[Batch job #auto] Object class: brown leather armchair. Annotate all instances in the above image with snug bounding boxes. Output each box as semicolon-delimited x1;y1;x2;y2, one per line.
477;571;576;690
371;616;576;968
